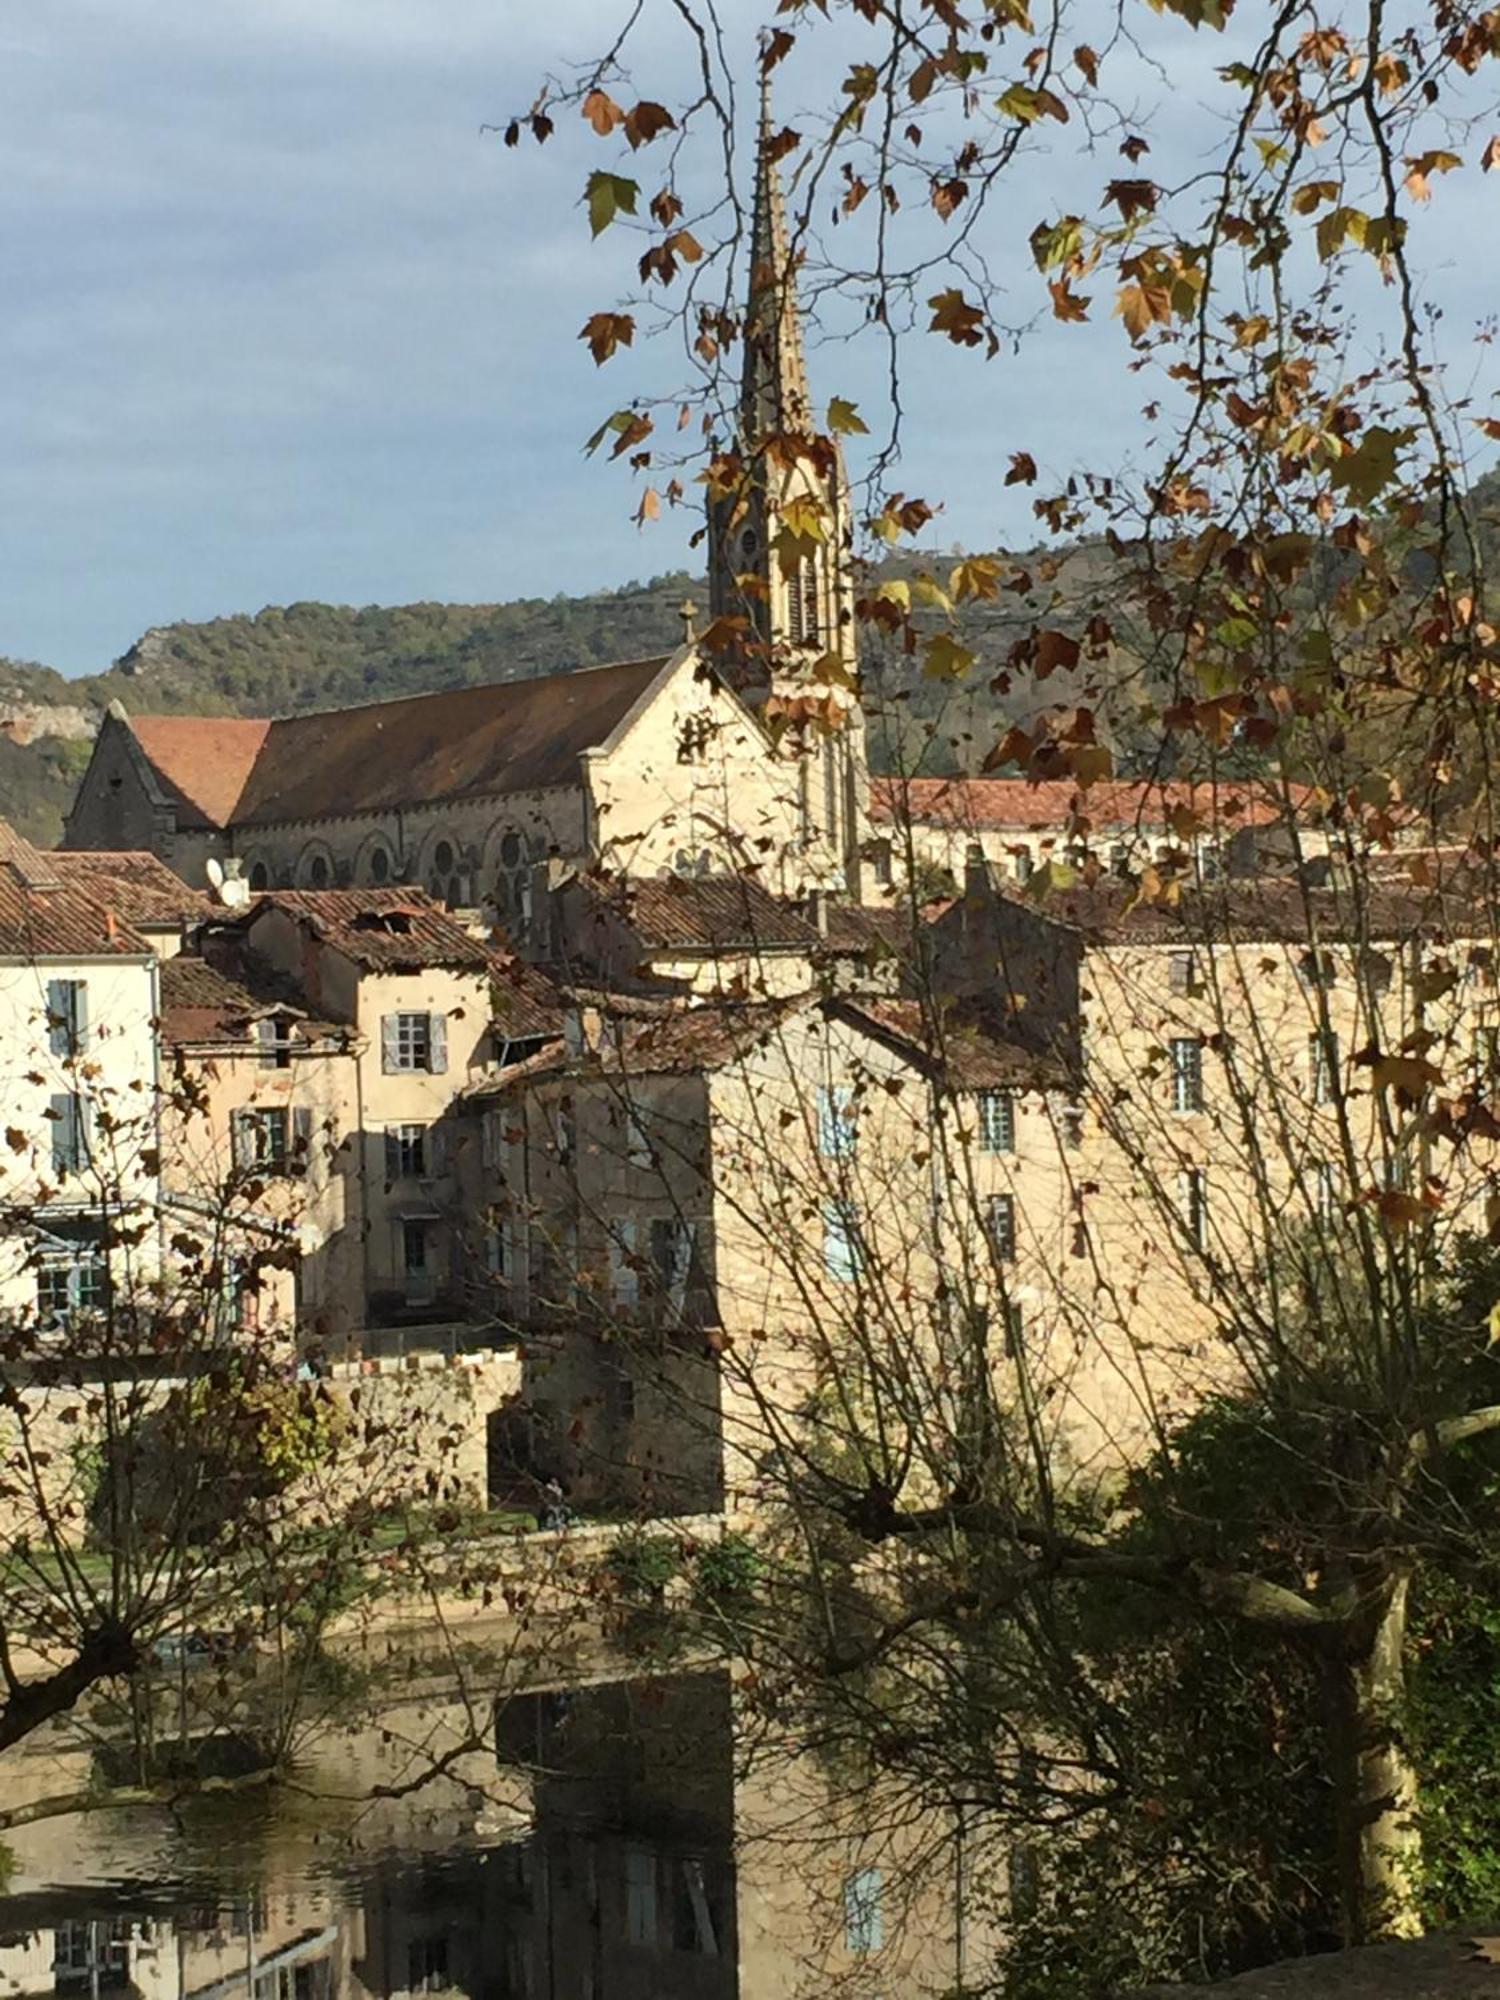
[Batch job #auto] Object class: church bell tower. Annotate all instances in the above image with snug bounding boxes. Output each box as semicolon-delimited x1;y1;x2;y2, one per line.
706;74;867;896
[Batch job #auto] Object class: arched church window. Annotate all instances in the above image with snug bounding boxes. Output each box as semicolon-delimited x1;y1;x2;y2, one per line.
500;831;523;870
248;861;270;892
672;847;713;879
368;845;391;884
305;852;331;890
433;839;455;878
787;553;819;647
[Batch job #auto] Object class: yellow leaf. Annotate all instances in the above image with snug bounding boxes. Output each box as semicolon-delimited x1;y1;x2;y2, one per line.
828;396;869;435
923;632;976;681
911;574;952;612
950;556;1002;601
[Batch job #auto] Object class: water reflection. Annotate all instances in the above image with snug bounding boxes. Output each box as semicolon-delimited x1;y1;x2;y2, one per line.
0;1671;972;2000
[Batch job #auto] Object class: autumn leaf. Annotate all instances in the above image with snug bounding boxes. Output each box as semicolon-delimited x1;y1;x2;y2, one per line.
928;288;987;347
586;171;639;237
1115;280;1172;341
1484;137;1500;172
1074;43;1100;85
634;486;661;526
828;396;869;435
998;81;1069;124
1005;453;1038;487
1030;215;1084;271
923;633;976;680
1327;425;1413;505
932;178;968;220
1035;629;1081;677
1403;149;1461;201
1105;179;1157;220
624;100;676;149
582;89;623;136
5;1129;26;1154
1049;277;1091;322
951;554;1003;600
579;312;635;365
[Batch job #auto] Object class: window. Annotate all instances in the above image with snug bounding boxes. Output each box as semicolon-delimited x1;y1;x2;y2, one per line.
381;1011;448;1075
1297;948;1337;990
609;1220;640;1307
977;1088;1016;1154
817;1083;857;1160
232;1107;289;1172
625;1844;657;1947
987;1193;1017;1262
256;1016;293;1070
843;1867;883;1957
672;1856;722;1956
1168;951;1196;997
1060;1104;1084;1151
823;1201;863;1283
247;861;270;892
305;853;330;889
1310;1030;1340;1105
676;711;714;764
786;551;820;646
870;840;893;888
46;978;88;1057
650;1217;697;1308
49;1093;90;1176
1170;1037;1203;1114
406;1940;449;1994
1313;1160;1341;1224
1179;1167;1208;1249
368;845;391;885
1002;1297;1025;1356
1013;848;1034;885
402;1221;432;1303
384;1123;428;1180
36;1250;106;1324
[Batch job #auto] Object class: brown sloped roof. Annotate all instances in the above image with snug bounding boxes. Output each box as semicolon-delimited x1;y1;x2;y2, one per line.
577;871;820;953
993;871;1492;946
128;716;272;829
126;657;669;833
0;818;152;959
489;948;565;1042
158;955;341;1046
51;850;214;928
244;888;494;971
871;775;1318;835
832;996;1065;1090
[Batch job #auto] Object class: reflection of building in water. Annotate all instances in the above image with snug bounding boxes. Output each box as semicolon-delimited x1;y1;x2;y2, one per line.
0;1669;980;2000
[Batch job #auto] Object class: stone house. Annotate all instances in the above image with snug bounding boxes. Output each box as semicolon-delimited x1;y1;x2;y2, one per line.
463;988;1069;1516
0;820;162;1326
871;774;1326;893
200;886;559;1351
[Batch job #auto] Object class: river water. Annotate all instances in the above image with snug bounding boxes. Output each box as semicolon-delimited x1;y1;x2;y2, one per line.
0;1666;980;2000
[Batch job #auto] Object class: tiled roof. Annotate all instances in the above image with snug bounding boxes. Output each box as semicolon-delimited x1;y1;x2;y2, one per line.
489;948;565;1042
50;850;214;928
244;889;494;972
158;955;342;1046
987;871;1492;946
870;775;1316;835
467;998;802;1098
124;657;667;831
0;818;152;960
128;716;272;829
832;996;1065;1090
576;871;821;953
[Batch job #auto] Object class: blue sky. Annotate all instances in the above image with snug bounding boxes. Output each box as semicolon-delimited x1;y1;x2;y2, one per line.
3;0;1497;676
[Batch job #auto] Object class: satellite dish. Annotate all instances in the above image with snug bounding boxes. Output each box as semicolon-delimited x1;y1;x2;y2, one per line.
205;857;225;892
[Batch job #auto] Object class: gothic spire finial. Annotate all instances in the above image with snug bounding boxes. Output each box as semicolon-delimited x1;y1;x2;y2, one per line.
743;65;812;441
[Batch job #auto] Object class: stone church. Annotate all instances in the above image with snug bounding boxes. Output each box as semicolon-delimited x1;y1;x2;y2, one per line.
63;105;873;927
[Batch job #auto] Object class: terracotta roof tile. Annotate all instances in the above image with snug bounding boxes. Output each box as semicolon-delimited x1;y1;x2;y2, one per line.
243;888;494;972
0;864;152;962
128;716;272;829
158;956;342;1046
871;775;1317;835
832;996;1065;1090
51;850;214;928
577;872;821;953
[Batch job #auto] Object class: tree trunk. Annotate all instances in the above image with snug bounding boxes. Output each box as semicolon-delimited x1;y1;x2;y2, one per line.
1327;1570;1421;1945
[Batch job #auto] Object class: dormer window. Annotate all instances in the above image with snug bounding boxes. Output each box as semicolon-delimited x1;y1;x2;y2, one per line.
257;1015;294;1070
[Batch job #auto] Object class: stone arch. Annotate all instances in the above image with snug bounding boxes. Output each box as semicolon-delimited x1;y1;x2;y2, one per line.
296;840;337;891
416;826;471;909
482;820;546;928
245;857;272;893
352;830;399;887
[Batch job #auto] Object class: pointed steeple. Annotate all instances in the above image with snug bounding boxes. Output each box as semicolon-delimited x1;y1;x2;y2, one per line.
740;69;812;443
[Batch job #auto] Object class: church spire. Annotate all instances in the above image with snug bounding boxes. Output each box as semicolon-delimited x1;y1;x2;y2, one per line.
741;68;812;443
